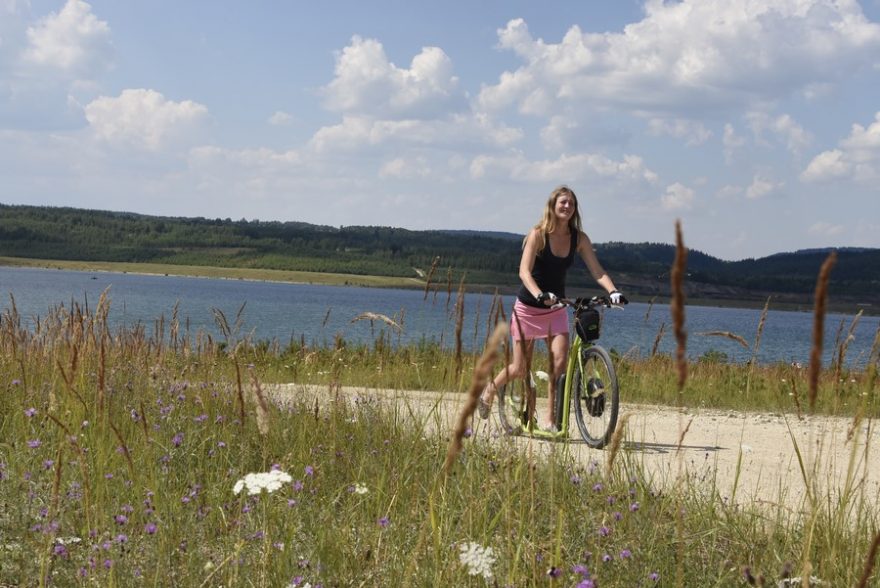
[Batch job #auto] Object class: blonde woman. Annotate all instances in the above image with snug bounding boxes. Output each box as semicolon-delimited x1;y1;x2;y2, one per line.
478;186;625;431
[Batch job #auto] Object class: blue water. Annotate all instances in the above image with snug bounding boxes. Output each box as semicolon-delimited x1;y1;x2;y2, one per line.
0;266;877;367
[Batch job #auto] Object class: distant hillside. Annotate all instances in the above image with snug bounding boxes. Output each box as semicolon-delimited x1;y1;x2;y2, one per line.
1;203;877;308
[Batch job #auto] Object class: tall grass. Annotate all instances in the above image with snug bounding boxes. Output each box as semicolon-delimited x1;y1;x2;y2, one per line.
1;279;879;585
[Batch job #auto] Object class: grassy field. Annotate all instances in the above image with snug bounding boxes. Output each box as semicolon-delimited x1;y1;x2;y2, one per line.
0;256;425;289
1;286;879;586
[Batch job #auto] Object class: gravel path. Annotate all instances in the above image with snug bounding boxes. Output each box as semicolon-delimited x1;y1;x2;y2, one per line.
268;383;880;511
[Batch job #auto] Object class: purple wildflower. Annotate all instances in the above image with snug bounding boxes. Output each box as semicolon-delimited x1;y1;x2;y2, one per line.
43;459;54;470
602;554;612;563
115;534;128;544
620;549;632;559
649;571;660;582
572;564;589;575
53;544;68;558
630;501;640;512
577;581;596;588
592;482;603;492
12;379;21;385
27;439;41;449
599;526;611;537
613;511;623;521
25;407;36;417
304;465;314;477
145;522;157;534
172;432;183;447
114;514;128;525
546;566;562;578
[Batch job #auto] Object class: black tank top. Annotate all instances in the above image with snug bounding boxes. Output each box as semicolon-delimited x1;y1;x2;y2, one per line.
517;230;578;308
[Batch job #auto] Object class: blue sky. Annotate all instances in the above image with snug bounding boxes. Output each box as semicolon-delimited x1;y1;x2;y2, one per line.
2;0;879;261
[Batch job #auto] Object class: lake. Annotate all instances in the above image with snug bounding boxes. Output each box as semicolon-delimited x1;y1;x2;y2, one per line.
0;266;877;368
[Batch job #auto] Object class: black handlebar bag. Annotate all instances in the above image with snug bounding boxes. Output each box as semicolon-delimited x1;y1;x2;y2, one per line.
575;307;601;341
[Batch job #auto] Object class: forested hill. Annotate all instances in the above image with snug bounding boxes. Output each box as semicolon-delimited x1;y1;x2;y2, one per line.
1;203;878;306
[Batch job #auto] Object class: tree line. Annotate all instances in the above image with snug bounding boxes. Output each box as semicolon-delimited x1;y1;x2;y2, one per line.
1;203;877;302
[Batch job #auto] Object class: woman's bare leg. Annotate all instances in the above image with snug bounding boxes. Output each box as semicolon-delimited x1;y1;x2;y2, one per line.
481;339;533;406
545;332;570;428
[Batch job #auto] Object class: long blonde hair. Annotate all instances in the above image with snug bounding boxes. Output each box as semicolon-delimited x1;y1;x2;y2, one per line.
525;185;583;252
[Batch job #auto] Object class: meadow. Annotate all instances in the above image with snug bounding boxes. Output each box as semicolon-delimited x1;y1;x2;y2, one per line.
1;277;879;586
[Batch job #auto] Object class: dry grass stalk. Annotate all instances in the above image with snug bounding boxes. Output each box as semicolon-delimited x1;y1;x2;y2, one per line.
676;416;694;451
453;277;466;379
671;220;688;390
788;371;804;420
644;296;656;323
249;370;271;437
350;312;403;333
695;331;749;350
321;307;332;329
443;323;509;474
605;413;631;477
834;310;863;390
109;418;136;478
445;266;453;310
651;322;666;357
870;323;880;367
423;256;441;300
234;362;246;426
857;531;880;588
808;251;837;411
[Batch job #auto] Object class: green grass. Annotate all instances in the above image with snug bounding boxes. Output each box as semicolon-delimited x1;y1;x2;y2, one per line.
0;256;425;289
1;298;879;586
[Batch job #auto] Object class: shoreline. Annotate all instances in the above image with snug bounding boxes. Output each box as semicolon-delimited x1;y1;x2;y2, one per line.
1;255;874;316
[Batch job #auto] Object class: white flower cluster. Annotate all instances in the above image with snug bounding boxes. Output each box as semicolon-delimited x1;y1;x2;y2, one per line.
458;541;496;580
233;470;292;495
353;483;368;495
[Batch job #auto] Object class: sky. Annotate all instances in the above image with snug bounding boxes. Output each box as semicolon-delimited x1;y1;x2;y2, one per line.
1;0;879;261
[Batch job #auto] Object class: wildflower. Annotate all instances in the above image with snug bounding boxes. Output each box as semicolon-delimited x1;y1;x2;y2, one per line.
458;541;496;580
144;523;157;534
570;474;582;485
304;465;314;477
53;544;68;558
25;408;36;417
378;516;390;528
602;554;612;563
233;470;293;495
43;460;54;470
572;564;589;575
27;439;41;449
620;549;632;559
12;379;21;385
114;515;128;525
172;432;184;447
546;566;562;578
649;571;660;582
613;511;623;521
115;534;128;544
598;526;611;537
592;482;603;492
577;581;596;588
630;502;640;512
352;483;368;495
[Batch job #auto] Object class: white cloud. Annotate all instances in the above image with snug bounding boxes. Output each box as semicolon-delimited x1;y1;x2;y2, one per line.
722;123;746;163
322;35;462;119
801;112;880;183
268;111;293;126
808;221;845;237
746;174;783;199
661;182;695;210
469;150;658;184
478;3;880;117
309;114;522;154
716;184;743;199
378;156;431;179
84;89;208;151
647;117;711;145
23;0;111;77
746;111;811;154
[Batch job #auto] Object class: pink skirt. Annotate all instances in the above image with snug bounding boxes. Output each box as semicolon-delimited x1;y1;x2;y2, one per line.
510;299;569;342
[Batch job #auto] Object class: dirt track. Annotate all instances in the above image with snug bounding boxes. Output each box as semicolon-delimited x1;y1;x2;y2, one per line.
269;384;880;511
